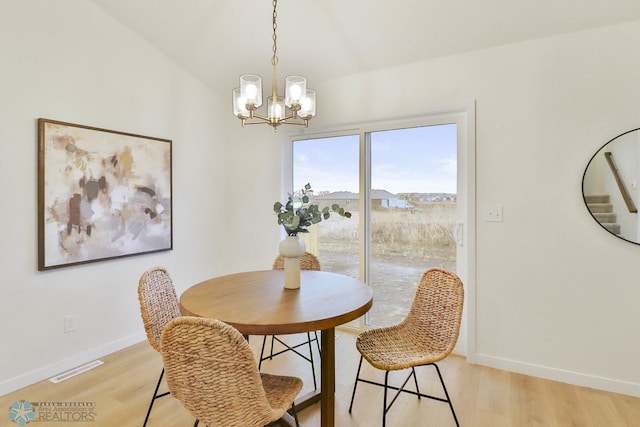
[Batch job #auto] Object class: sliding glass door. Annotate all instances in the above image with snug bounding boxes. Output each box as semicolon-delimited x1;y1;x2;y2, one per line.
290;116;467;333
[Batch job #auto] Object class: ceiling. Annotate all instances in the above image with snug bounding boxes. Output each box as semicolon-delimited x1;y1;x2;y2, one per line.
92;0;640;96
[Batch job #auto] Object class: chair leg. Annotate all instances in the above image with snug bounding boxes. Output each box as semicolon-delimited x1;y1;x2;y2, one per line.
259;336;268;370
433;363;460;427
350;359;459;427
143;368;168;427
270;335;276;359
291;402;300;427
260;333;319;390
348;355;364;412
411;367;421;399
314;330;321;355
307;332;317;390
383;371;390;427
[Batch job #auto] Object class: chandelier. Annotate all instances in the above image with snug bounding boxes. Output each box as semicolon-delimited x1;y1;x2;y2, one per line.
232;0;316;131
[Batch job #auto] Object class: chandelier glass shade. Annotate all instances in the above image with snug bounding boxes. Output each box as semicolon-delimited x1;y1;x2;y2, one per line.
232;0;316;130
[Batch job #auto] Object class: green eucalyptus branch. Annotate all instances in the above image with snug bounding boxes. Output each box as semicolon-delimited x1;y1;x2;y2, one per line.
273;183;351;236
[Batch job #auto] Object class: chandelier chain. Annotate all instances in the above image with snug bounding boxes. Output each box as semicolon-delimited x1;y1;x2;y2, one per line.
271;0;278;67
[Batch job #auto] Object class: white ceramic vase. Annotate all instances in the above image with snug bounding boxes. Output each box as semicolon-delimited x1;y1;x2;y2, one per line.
279;235;305;289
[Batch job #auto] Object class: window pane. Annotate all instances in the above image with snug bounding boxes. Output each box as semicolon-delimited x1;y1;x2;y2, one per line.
292;135;359;279
369;124;457;327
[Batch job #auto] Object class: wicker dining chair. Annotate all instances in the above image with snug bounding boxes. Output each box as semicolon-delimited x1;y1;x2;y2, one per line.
161;316;303;427
349;268;464;427
259;252;322;389
137;267;182;427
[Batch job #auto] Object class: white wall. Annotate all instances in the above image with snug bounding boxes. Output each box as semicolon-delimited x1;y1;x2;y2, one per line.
227;21;640;395
0;1;229;394
222;125;289;273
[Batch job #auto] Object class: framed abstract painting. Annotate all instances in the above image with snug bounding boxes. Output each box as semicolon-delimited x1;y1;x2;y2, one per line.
37;118;172;270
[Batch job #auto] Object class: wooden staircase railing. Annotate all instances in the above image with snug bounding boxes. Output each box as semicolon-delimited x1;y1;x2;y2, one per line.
604;151;637;213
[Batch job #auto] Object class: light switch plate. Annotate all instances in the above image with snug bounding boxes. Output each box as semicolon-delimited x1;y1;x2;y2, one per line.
485;205;503;222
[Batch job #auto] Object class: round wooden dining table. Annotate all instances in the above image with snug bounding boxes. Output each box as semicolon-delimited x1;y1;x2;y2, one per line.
180;269;373;427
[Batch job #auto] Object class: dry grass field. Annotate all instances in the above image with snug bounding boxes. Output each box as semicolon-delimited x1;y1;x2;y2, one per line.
311;202;458;326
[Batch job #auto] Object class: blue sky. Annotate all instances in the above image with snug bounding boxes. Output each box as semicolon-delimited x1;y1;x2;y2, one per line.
293;123;457;194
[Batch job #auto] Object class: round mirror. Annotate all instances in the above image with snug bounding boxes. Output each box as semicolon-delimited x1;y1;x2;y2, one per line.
582;128;640;244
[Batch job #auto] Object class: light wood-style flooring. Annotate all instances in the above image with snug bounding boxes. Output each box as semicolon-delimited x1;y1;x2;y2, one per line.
2;330;639;426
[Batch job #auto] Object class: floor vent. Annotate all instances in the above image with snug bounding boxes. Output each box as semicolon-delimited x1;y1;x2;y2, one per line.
49;360;104;384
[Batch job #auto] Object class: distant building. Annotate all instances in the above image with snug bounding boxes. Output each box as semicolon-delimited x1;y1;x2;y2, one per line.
371;189;414;209
312;189;415;211
398;193;458;202
312;191;358;210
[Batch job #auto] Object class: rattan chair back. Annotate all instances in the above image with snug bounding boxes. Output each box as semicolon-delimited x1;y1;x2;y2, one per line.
161;316;302;427
355;268;464;371
138;267;181;353
272;251;321;271
402;267;464;359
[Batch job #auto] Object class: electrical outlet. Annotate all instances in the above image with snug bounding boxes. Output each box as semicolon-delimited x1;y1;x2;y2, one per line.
64;315;77;333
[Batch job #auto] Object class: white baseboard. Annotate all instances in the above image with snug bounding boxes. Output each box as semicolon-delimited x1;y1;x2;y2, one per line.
0;332;146;397
474;353;640;397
